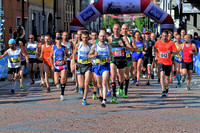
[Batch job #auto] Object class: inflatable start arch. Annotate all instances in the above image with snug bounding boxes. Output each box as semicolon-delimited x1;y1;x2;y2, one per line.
70;0;174;32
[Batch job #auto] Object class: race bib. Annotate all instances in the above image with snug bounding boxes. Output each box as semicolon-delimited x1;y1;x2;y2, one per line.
113;50;125;57
11;57;20;63
55;60;65;66
96;58;108;64
160;52;168;58
28;50;36;55
138;48;143;52
78;59;91;64
126;53;131;57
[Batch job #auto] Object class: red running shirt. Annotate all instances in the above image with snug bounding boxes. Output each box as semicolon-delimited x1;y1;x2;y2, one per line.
154;40;177;65
182;43;193;62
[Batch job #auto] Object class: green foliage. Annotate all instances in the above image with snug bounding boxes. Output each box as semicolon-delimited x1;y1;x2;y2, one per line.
135;18;145;32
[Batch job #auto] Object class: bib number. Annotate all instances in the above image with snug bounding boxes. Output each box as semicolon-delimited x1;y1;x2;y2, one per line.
11;57;20;63
113;50;124;57
55;60;65;66
126;53;131;57
160;52;168;58
96;58;108;64
78;59;91;64
28;50;36;55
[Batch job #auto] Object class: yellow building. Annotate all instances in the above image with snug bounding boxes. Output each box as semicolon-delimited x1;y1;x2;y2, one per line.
29;0;53;7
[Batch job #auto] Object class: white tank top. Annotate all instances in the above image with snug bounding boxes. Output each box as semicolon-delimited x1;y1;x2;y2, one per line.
77;42;91;64
62;41;71;61
7;48;21;68
27;41;37;59
96;43;110;65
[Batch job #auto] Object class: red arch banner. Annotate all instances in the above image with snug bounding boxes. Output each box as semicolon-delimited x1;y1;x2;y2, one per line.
70;0;174;31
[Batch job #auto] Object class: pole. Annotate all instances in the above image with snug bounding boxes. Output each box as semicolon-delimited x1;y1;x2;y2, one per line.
22;0;24;27
42;0;45;34
53;0;56;35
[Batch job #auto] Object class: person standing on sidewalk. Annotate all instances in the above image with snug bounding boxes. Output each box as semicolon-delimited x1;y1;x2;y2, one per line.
178;35;198;90
0;39;28;94
72;31;92;105
154;31;178;97
49;36;69;101
88;29;112;107
39;35;54;93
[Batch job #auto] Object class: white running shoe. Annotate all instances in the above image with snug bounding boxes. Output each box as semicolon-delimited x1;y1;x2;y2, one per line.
60;95;64;101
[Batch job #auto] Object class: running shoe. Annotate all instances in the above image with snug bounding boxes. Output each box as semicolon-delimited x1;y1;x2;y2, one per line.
130;80;135;84
107;90;111;96
116;87;120;95
51;80;55;84
40;82;45;87
46;87;51;93
99;96;103;102
82;99;88;105
74;85;79;93
92;94;97;100
89;81;93;87
186;85;191;90
79;88;84;95
60;95;64;101
182;76;186;83
176;83;181;88
110;96;117;103
136;82;139;86
101;100;107;108
11;89;15;94
20;84;23;89
170;77;173;83
146;81;150;86
151;73;154;79
173;75;176;78
119;89;123;98
142;74;146;78
161;91;166;97
124;92;128;98
31;80;35;85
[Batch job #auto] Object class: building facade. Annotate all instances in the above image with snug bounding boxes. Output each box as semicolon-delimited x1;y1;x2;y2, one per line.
3;0;29;49
28;0;54;38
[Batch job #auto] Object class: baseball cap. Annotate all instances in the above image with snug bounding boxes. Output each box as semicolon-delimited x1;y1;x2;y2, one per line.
56;36;62;40
8;39;16;44
106;29;112;34
145;31;151;34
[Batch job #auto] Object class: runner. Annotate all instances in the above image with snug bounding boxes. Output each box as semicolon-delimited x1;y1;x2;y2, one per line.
39;35;54;93
108;23;133;103
61;31;73;83
121;24;135;97
49;36;69;101
89;31;98;100
142;31;154;86
174;34;183;88
88;29;112;107
132;31;144;86
71;30;82;93
178;34;198;90
72;31;92;105
0;39;28;94
180;29;186;43
26;34;38;84
150;32;157;77
18;39;28;89
36;35;45;87
154;31;178;97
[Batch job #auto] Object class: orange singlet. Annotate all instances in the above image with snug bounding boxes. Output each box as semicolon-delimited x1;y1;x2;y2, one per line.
43;43;53;67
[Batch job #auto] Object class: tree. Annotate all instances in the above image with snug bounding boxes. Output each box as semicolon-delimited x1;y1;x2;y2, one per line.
135;18;145;32
103;15;122;29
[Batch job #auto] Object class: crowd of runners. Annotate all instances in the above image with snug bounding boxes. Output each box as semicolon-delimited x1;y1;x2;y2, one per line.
0;23;199;107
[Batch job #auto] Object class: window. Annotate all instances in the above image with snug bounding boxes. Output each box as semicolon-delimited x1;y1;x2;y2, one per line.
16;17;21;26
